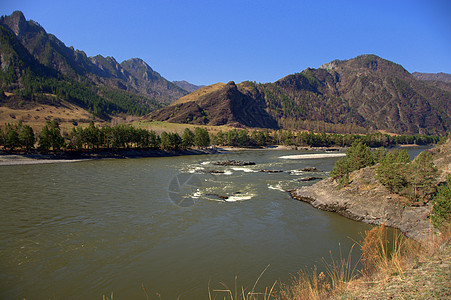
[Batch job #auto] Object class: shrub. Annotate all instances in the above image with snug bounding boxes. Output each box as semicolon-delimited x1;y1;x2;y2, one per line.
432;174;451;229
331;141;375;188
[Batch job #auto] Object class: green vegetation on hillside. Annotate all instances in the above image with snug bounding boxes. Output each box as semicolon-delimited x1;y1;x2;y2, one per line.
331;139;449;224
0;12;184;121
432;174;451;229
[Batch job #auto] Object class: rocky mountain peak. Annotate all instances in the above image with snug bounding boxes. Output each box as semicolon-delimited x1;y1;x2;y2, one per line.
0;11;45;38
121;58;153;70
1;11;27;36
319;59;341;70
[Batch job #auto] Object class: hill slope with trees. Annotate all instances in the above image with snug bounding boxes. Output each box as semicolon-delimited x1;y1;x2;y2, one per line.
148;55;451;135
0;11;190;121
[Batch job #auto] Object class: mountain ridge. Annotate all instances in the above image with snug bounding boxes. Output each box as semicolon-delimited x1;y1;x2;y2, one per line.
148;55;450;135
0;11;449;135
173;80;205;93
0;11;192;119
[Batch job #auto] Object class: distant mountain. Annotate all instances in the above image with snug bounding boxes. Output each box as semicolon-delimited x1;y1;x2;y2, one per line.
148;55;451;135
0;11;188;118
412;72;451;92
412;72;451;83
1;11;450;134
173;81;205;93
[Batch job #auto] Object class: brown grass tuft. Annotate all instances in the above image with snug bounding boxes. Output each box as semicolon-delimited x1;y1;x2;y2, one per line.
361;223;387;278
276;244;358;299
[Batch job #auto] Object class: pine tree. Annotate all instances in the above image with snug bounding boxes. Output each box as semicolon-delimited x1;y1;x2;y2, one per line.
181;128;194;149
432;174;451;229
376;149;410;194
38;120;64;151
194;127;210;148
84;121;100;150
5;126;20;150
331;141;375;188
346;141;375;171
406;151;438;202
19;125;35;151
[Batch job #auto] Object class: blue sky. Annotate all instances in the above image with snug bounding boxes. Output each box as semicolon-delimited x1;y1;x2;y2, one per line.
2;0;450;85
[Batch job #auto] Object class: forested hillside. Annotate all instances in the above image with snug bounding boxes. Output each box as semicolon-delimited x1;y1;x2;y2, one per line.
149;55;451;135
0;11;189;121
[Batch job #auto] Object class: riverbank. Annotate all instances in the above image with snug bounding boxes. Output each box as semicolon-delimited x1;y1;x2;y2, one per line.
289;138;450;242
290;165;436;241
0;145;344;166
0;148;222;166
344;234;451;299
275;223;451;299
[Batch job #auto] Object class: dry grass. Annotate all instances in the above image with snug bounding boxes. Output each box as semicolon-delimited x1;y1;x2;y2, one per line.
172;83;226;105
0;100;98;133
102;292;113;300
266;224;449;299
134;120;237;135
341;224;451;299
277;244;359;300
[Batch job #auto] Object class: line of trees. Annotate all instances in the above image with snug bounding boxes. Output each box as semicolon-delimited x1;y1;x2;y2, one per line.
0;121;211;152
210;129;441;148
0;121;443;153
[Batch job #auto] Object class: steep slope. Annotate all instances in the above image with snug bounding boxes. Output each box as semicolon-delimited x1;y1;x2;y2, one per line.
120;58;187;104
0;24;123;119
0;11;93;79
148;81;279;128
271;55;450;134
0;11;187;118
148;55;451;135
172;83;226;105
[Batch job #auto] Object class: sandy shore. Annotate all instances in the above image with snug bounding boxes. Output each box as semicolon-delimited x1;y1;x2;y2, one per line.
0;145;345;166
0;148;222;166
0;155;88;166
215;145;337;151
279;153;346;159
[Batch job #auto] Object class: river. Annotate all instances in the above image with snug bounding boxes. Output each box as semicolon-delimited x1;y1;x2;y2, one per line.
0;147;428;299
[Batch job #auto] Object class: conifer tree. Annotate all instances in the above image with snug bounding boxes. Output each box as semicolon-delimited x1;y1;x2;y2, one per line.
19;125;35;151
181;128;194;149
407;151;438;202
432;174;451;228
376;149;410;194
194;128;210;148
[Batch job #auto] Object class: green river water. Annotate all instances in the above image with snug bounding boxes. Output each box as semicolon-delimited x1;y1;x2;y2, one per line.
0;147;427;299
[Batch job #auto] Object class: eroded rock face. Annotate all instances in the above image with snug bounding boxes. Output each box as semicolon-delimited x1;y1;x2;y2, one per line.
290;167;436;241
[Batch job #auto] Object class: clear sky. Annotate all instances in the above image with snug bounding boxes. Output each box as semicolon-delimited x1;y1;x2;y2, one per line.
1;0;450;85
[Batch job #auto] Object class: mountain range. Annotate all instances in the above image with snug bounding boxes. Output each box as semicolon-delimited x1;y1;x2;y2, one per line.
148;55;451;135
1;11;450;135
0;11;200;117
